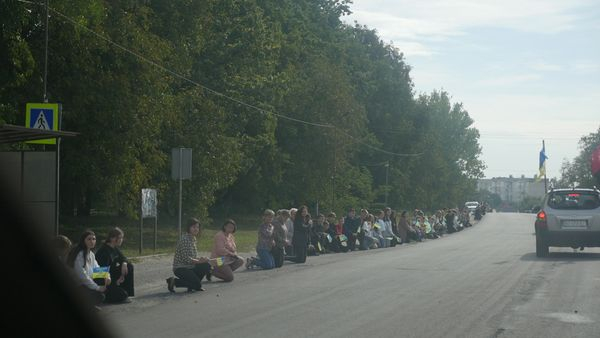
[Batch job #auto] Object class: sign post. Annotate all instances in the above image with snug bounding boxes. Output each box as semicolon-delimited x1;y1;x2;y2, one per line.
172;148;192;239
141;188;158;254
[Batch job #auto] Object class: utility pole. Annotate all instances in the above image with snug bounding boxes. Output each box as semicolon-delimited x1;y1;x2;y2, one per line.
43;0;49;103
384;161;390;206
332;129;337;212
43;0;60;235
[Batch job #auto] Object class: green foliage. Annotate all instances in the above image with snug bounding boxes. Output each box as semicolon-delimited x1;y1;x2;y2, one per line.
558;126;600;188
0;0;485;220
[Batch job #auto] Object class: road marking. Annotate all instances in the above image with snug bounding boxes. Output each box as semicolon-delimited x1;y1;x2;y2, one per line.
541;312;593;324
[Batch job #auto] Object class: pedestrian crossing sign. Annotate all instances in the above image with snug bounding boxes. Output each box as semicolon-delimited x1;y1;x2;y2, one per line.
25;103;59;144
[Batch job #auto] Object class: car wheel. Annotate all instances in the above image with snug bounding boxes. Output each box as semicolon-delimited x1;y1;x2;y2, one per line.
536;234;549;257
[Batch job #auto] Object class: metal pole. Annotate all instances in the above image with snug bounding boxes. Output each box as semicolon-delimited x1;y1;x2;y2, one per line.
139;200;143;255
54;104;61;235
332;130;337;212
543;140;547;192
385;162;389;206
154;215;157;252
178;147;183;239
154;189;158;252
43;0;49;102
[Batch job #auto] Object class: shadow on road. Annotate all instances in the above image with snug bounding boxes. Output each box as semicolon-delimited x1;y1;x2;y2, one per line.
521;252;600;262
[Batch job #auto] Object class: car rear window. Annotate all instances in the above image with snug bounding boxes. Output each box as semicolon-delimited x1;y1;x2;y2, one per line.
547;191;600;210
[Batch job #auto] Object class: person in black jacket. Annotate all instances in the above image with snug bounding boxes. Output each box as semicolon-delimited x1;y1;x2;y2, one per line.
95;227;133;303
288;205;311;263
445;210;457;233
343;208;361;251
310;214;328;254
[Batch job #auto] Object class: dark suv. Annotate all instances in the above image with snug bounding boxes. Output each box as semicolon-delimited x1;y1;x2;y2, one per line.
535;188;600;257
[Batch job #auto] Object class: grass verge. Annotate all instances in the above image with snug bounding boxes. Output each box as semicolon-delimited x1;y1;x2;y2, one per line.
60;214;261;258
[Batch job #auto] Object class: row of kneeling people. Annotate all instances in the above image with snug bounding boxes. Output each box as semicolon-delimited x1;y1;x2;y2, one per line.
164;205;479;293
53;205;479;304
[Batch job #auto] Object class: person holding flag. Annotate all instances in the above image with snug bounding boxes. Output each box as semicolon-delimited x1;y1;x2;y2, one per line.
67;230;110;306
96;227;133;303
210;219;244;282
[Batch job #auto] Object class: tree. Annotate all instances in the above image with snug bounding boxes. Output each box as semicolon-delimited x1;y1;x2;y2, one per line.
1;0;487;220
558;126;600;188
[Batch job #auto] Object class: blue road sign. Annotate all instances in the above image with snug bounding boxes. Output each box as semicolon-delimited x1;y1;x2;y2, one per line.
30;109;54;130
25;103;59;144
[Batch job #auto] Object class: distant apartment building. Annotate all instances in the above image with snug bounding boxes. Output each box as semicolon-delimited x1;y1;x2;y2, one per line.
478;175;546;203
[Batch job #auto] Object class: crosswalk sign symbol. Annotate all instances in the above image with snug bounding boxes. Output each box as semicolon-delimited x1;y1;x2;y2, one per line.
25;103;59;144
32;109;52;130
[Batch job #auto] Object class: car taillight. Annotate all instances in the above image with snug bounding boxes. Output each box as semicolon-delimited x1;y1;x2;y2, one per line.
536;210;547;230
537;211;546;221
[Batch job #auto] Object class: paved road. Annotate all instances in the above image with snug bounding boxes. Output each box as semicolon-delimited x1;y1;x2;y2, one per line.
104;213;600;337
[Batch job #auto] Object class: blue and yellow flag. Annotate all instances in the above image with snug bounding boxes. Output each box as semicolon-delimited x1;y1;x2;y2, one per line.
208;256;226;267
92;266;110;279
537;143;548;181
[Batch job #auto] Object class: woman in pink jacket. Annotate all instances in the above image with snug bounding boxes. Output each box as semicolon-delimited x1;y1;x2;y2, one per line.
210;219;244;282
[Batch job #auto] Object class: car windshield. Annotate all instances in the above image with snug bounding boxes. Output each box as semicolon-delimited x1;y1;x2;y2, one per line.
547;191;600;210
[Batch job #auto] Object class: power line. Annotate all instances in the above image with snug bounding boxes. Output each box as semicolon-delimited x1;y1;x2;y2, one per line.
338;129;424;157
359;161;389;167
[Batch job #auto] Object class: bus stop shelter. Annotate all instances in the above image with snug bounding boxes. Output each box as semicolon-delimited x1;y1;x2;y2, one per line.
0;124;78;235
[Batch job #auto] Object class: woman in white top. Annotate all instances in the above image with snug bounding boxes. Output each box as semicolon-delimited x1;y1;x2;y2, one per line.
67;230;111;305
378;209;395;247
284;208;297;257
360;214;379;249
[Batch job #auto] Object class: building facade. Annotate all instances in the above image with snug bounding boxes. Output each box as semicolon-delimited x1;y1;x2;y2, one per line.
478;175;546;204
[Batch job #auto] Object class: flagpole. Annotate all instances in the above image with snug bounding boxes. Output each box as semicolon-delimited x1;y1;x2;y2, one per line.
543;140;547;192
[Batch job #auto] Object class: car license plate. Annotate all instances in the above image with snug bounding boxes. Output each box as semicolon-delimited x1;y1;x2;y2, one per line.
561;220;587;228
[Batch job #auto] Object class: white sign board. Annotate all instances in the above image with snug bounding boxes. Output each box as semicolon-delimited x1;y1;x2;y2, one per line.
141;188;157;218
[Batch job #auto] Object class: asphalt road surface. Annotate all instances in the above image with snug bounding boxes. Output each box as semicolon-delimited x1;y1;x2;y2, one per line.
105;213;600;338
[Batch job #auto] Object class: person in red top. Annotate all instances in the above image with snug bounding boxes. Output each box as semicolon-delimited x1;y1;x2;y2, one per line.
329;215;349;252
335;216;344;235
210;219;245;282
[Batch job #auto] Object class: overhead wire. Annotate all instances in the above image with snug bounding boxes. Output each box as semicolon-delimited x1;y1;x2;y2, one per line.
337;129;424;157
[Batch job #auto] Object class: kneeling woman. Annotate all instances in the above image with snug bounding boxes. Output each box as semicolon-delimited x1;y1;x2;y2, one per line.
247;209;276;269
166;218;211;293
210;219;244;282
96;227;133;303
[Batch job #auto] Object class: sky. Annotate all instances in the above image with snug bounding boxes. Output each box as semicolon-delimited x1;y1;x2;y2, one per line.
344;0;600;179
